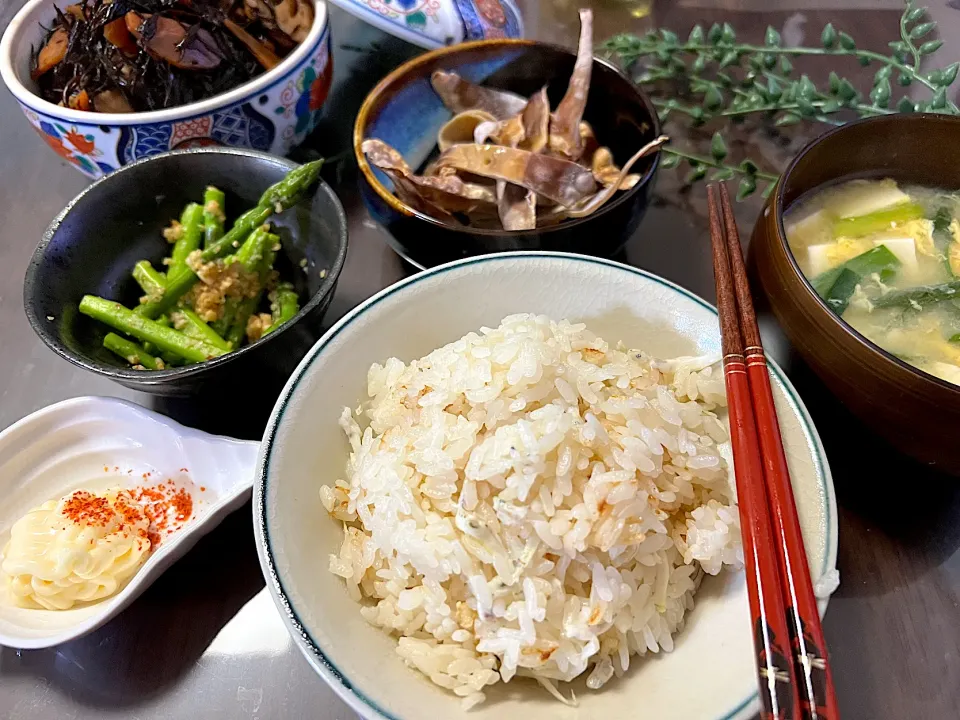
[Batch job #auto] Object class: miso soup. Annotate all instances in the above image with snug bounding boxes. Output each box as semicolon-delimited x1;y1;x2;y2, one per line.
784;178;960;385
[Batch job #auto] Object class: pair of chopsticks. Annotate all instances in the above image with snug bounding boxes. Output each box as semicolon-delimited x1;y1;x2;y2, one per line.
707;183;839;720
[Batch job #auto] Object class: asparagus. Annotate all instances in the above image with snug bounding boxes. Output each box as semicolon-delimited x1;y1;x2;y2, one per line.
211;226;273;336
137;161;322;319
872;280;960;310
172;309;231;352
169;203;204;278
202;160;323;262
103;333;164;370
79;296;225;364
203;186;226;249
226;235;278;347
832;202;924;238
142;313;175;362
132;260;166;303
264;282;299;335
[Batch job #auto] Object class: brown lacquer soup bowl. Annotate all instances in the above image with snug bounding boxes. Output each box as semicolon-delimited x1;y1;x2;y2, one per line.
751;113;960;474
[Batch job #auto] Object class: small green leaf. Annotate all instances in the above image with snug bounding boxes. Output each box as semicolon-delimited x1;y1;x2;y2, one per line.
763;53;777;69
703;85;723;110
767;76;782;101
820;99;842;113
838;32;856;50
944;63;960;86
765;26;781;47
906;6;926;23
796;97;817;116
716;72;734;87
707;23;723;44
919;40;943;55
660;29;678;44
931;87;947;110
909;21;936;39
692;54;707;73
874;66;893;82
898;73;913;87
719;50;739;68
737;175;757;200
775;113;801;126
710;132;728;161
800;75;817;98
689;106;706;126
686;164;707;184
780;56;793;74
888;40;907;53
898;97;916;113
721;22;736;44
661;153;681;169
869;78;891;108
689;25;705;44
709;168;736;182
859;56;871;67
927;70;944;86
828;71;841;94
821;23;837;49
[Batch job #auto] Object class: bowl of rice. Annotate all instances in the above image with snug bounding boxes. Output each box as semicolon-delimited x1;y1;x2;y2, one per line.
254;252;839;719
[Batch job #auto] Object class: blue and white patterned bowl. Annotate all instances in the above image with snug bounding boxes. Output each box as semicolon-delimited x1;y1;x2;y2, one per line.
0;0;333;178
327;0;522;49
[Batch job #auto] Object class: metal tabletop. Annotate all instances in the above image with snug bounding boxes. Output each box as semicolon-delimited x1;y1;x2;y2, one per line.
1;1;958;718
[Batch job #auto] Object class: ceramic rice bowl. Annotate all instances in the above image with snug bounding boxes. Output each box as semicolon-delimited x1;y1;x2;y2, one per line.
254;252;839;720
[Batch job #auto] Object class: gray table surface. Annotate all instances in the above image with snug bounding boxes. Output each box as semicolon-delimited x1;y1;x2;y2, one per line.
1;1;959;718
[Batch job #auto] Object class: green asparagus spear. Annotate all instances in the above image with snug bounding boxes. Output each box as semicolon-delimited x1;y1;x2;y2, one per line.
132;260;166;302
832;202;924;238
872;280;960;310
139;161;322;318
226;236;278;347
80;296;225;363
172;309;231;351
169;203;203;277
202;160;323;262
203;186;226;249
264;282;299;335
103;333;164;370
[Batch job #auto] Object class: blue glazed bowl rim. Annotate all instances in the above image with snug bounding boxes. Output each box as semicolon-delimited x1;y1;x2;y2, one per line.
0;0;327;125
23;146;349;386
353;38;662;237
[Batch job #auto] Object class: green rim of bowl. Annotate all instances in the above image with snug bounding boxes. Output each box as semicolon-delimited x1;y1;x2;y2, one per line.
255;251;838;720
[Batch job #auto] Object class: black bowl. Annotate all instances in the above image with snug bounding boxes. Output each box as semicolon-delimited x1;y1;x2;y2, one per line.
24;148;348;397
354;39;661;269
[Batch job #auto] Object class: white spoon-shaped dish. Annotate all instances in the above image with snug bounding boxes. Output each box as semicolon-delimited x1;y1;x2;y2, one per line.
0;396;259;649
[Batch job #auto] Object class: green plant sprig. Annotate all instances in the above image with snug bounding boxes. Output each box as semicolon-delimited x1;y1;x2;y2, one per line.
602;0;960;198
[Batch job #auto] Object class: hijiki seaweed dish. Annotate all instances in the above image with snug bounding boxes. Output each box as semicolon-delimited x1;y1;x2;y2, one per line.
362;10;668;231
30;0;314;113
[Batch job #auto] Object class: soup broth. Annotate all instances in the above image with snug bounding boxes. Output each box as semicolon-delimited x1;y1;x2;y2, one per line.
784;178;960;385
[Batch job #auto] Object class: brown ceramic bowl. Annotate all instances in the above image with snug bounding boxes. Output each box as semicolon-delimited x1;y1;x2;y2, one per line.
751;113;960;474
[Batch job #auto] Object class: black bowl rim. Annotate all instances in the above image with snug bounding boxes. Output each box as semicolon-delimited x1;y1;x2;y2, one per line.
775;112;960;397
353;38;662;238
23;146;349;386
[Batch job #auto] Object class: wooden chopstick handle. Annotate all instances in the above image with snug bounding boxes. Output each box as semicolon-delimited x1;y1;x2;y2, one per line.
745;352;841;720
708;184;800;719
716;182;840;718
723;358;802;720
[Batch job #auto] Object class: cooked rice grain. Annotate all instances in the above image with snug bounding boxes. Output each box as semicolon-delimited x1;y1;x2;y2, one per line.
320;314;743;707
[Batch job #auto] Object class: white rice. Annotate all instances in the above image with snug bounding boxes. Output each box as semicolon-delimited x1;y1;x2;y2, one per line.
320;314;743;707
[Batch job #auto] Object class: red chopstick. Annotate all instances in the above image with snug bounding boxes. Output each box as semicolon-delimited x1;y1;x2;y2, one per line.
707;184;800;720
717;185;840;719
